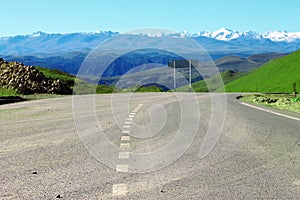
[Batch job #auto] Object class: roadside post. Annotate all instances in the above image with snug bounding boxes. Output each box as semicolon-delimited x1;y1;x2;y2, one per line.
173;60;176;92
293;82;297;97
189;60;192;92
168;60;197;92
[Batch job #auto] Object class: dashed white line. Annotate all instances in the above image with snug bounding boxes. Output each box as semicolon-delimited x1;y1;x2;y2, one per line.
120;143;130;150
121;136;130;141
118;151;130;159
122;130;130;134
123;125;131;129
112;184;128;196
116;164;129;172
241;102;300;122
112;103;143;196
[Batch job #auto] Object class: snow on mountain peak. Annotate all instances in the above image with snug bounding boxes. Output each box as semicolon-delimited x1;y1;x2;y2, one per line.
31;31;45;37
1;28;300;43
262;31;300;42
187;28;300;42
210;28;239;41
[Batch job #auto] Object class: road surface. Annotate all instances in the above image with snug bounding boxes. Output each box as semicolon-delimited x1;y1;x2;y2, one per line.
1;93;300;199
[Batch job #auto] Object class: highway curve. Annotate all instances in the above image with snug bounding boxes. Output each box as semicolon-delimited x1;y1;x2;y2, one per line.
1;93;300;199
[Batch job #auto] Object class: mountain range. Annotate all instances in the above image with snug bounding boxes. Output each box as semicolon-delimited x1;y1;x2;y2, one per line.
0;28;299;83
1;28;300;56
177;28;300;42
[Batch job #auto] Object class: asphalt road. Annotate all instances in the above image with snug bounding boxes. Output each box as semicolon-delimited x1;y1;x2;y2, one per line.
1;93;300;199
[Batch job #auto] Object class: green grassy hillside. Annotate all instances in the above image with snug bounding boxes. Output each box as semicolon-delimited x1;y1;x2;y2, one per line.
222;50;300;93
176;70;245;92
36;67;121;94
0;88;19;96
36;67;75;85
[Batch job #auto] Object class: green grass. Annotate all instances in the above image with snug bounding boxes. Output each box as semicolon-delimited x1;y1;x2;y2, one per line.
36;67;75;86
222;50;300;93
36;67;120;94
72;80;116;94
129;85;163;92
0;88;19;96
176;70;245;92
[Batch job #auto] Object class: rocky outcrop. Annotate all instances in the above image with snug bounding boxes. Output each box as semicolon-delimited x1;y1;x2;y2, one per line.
0;58;72;95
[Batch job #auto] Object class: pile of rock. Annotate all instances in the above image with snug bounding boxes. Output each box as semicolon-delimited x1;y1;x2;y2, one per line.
0;58;72;95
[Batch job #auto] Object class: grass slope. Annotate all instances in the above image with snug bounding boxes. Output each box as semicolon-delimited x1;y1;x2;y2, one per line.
36;67;75;85
0;88;19;96
223;50;300;93
37;67;120;94
177;70;245;92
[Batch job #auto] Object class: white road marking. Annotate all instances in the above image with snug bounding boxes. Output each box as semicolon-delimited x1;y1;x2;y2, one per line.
122;130;130;134
116;164;129;172
241;102;300;122
112;105;144;197
118;151;130;159
120;143;130;149
293;180;300;186
112;184;128;196
121;136;130;141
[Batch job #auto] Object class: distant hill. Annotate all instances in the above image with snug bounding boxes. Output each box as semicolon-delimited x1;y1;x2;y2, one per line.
222;50;300;93
0;29;298;80
214;53;286;72
176;70;245;92
2;52;286;81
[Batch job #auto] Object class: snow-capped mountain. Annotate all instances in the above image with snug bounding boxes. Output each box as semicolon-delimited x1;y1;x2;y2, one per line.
1;28;299;78
134;28;300;42
212;28;300;42
176;28;300;42
201;28;241;41
262;31;300;42
0;28;300;56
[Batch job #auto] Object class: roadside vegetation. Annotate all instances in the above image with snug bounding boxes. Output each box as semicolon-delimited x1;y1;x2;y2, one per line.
241;94;300;113
0;88;19;96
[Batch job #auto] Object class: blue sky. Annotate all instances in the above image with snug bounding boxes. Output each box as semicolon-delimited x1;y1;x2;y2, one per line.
0;0;299;36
